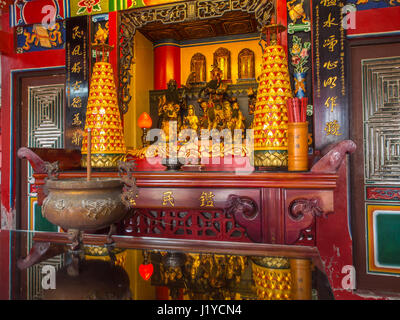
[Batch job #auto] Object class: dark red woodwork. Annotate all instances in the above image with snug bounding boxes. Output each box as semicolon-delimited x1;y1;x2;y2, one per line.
311;140;357;174
123;208;252;242
18;139;355;248
0;230;10;300
17;242;67;270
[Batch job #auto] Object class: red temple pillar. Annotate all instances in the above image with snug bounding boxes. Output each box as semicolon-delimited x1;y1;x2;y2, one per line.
277;0;288;54
153;40;181;90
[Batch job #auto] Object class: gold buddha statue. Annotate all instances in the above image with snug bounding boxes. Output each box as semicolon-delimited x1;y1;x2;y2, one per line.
182;105;199;132
232;101;246;130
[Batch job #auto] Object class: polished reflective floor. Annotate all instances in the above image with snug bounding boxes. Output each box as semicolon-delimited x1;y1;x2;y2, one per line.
1;230;333;300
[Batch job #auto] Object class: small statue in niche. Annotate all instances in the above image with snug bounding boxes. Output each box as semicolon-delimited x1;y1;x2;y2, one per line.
182;105;200;133
184;71;197;89
212;104;226;131
158;102;181;141
221;100;246;135
247;87;257;115
223;101;235;133
232;100;246;130
93;22;109;45
198;64;223;99
198;98;216;131
158;79;183;141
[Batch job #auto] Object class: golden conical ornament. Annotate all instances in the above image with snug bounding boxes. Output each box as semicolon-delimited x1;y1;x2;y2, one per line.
252;22;292;169
81;60;126;168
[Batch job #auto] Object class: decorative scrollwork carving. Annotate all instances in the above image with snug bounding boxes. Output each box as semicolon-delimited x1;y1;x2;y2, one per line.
286;198;327;245
44;161;59;180
197;0;231;19
225;194;258;221
118;13;136;115
288;198;324;221
254;0;274;29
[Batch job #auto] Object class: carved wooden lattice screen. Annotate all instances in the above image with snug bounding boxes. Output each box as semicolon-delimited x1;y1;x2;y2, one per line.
123;209;251;242
25;82;65;299
27;84;65;232
362;56;400;278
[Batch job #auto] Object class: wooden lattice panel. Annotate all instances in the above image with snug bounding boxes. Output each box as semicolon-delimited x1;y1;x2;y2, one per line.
123;209;251;242
362;57;400;184
28;84;64;149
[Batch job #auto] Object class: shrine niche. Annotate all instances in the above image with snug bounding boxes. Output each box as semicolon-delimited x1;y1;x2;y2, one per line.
213;47;231;81
190;53;206;83
238;48;255;80
7;0;366;301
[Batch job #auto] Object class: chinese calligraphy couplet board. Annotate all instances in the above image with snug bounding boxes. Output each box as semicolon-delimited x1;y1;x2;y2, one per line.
312;0;348;151
65;15;90;150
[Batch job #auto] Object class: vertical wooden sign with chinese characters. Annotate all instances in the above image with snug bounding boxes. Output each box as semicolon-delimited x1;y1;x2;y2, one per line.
65;16;90;150
312;0;348;150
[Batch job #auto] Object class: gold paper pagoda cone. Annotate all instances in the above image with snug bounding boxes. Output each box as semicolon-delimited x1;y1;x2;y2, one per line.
81;61;126;168
252;44;292;168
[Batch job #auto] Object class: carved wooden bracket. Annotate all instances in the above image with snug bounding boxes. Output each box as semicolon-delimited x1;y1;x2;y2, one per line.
224;194;261;242
17;147;47;173
289;198;325;221
286;197;331;245
17;147;60;205
311;140;356;173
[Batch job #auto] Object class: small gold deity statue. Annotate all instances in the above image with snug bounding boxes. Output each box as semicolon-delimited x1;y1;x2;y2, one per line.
223;101;236;132
158;79;182;141
159;102;180;141
212;104;225;131
92;23;109;45
182;105;199;132
198;98;215;131
232;100;246;130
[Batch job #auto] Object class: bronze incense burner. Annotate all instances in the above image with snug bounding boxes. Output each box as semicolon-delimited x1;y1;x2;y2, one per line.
42;177;126;232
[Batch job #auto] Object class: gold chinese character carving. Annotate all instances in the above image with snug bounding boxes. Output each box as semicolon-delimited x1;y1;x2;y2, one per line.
324;120;342;136
72;130;83;146
320;0;337;6
72;44;82;56
323;35;338;52
323;76;337;89
323;60;338;70
71;62;82;73
199;192;215;208
72;26;84;40
72;80;82;91
325;96;338;112
71;96;82;108
162;191;175;207
323;13;338;28
72;113;82;126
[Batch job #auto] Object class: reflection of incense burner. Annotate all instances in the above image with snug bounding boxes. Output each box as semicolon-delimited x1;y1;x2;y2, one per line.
42;177;127;247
